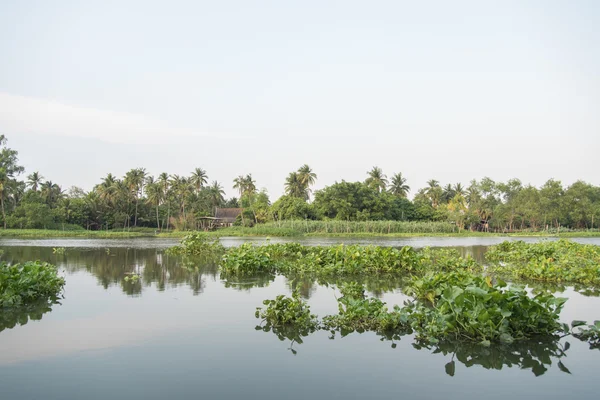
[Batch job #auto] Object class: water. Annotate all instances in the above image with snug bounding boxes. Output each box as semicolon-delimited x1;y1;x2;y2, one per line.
1;238;599;400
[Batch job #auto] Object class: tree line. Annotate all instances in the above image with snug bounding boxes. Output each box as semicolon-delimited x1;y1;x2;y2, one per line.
1;135;599;232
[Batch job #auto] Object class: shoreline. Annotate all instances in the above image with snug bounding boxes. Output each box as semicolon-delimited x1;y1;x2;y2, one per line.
1;228;599;239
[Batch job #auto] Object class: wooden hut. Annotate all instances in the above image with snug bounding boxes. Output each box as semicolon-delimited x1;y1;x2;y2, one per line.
214;208;243;227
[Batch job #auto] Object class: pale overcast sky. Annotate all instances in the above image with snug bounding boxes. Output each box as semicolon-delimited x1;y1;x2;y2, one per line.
1;0;598;199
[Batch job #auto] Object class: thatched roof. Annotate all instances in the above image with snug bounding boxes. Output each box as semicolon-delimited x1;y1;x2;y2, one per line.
214;208;243;222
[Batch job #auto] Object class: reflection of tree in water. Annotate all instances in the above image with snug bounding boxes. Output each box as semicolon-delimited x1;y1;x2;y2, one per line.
0;300;57;334
1;247;220;297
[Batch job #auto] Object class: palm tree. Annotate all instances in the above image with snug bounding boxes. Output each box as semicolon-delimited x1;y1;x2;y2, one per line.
124;168;146;227
27;171;44;192
442;184;455;203
426;179;442;207
233;175;246;197
389;173;410;198
285;172;307;199
298;164;317;189
190;168;208;194
158;173;170;229
207;181;225;211
0;169;8;228
365;167;388;192
40;181;64;207
145;179;163;231
233;174;257;198
453;183;465;197
170;175;192;229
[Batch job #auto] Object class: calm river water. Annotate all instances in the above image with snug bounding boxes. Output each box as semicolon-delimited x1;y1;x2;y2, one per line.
0;237;599;400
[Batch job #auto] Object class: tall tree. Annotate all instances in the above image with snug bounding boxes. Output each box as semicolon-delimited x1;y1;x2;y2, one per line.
27;171;44;192
0;135;24;228
297;164;317;199
365;167;388;193
389;173;410;198
124;168;146;227
190;168;208;194
285;172;307;199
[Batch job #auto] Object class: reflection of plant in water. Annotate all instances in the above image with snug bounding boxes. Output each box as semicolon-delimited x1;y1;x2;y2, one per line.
52;247;66;254
411;337;572;377
322;283;411;337
255;291;319;355
572;320;600;350
0;300;58;333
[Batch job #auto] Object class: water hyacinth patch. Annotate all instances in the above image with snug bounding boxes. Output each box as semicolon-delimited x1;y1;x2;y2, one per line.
486;240;600;285
0;261;65;307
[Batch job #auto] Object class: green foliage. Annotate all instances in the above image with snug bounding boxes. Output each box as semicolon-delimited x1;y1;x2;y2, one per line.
220;242;481;278
255;273;572;348
0;300;55;333
255;291;319;351
165;232;225;257
403;272;567;344
257;220;456;234
124;274;140;282
52;247;66;254
415;338;572;377
572;320;600;350
0;261;66;307
486;240;600;285
322;283;410;336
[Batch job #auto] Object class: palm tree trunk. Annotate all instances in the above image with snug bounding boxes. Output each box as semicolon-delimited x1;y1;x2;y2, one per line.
1;196;5;229
134;196;138;227
156;204;160;231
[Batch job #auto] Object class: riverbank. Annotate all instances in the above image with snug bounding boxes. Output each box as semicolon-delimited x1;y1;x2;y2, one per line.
1;227;599;239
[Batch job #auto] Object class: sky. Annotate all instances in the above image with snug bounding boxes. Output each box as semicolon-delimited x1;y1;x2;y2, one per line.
1;0;598;199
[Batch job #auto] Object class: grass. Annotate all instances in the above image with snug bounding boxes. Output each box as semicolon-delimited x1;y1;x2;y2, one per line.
1;226;600;239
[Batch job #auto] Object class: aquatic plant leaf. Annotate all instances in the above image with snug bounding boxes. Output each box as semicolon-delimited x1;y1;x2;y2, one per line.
445;361;456;377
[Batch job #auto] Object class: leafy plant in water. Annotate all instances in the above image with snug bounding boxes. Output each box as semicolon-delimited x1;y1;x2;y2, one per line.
165;232;225;257
322;283;411;337
124;274;140;282
486;240;600;285
571;320;600;350
52;247;66;254
403;272;567;345
255;290;319;353
0;261;66;307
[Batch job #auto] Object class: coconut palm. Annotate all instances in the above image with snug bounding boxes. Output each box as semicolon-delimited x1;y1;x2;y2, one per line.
297;164;317;187
190;168;208;194
207;181;226;210
285;172;308;199
27;171;44;192
145;179;163;231
426;179;442;207
124;168;147;227
442;184;455;203
365;167;388;192
454;183;465;197
233;175;246;197
389;173;410;198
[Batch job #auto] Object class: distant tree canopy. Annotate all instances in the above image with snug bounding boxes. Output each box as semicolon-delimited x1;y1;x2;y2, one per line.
1;135;599;232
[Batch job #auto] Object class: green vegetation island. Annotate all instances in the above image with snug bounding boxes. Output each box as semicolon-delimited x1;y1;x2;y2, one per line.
1;134;599;238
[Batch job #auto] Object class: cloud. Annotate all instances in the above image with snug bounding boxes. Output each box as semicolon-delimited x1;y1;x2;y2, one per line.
0;92;212;145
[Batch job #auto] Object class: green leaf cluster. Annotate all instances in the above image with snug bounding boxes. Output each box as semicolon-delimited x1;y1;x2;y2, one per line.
486;240;600;285
0;261;65;307
403;272;567;345
165;232;225;257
